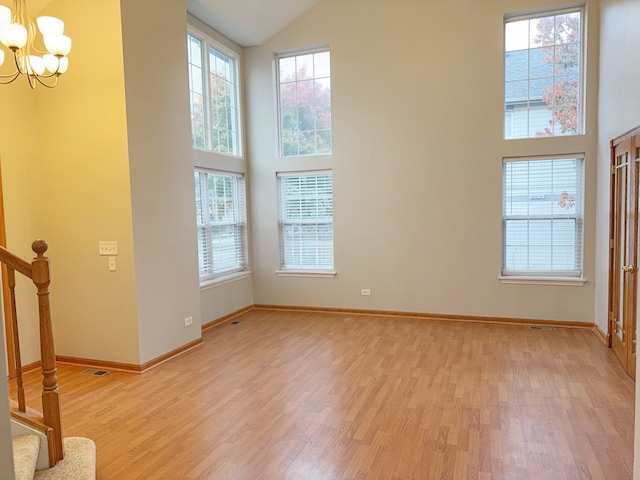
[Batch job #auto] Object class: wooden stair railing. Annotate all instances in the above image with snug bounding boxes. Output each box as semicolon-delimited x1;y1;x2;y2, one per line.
4;239;63;467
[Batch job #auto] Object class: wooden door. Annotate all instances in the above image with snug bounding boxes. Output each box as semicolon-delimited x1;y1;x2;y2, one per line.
609;127;640;378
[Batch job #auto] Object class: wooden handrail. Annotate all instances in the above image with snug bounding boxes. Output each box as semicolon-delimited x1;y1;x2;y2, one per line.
4;239;63;466
0;244;32;278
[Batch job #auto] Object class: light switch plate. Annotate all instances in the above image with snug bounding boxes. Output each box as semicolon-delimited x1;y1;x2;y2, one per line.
99;241;118;256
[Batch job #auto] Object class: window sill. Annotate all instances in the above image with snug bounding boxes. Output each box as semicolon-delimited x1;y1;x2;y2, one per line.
200;270;251;290
499;276;586;286
276;269;337;278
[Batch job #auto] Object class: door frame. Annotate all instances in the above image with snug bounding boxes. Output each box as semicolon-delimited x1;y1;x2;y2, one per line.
0;160;14;379
608;124;640;378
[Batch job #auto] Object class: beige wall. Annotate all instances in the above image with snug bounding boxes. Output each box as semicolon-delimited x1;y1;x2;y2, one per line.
0;76;47;365
0;0;50;364
595;0;640;333
596;0;640;476
34;0;140;364
0;0;204;367
246;0;598;323
188;14;255;325
120;0;202;363
0;0;141;366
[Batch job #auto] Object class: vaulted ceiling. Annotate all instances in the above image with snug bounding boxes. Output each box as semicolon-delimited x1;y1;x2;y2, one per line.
185;0;320;47
10;0;318;48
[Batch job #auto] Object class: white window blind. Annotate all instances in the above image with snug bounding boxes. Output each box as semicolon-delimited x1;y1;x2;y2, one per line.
278;172;334;270
195;170;247;281
502;156;584;277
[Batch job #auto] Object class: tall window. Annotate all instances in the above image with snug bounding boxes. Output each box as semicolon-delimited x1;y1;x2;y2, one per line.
277;50;332;157
195;170;247;281
502;156;584;277
504;8;583;139
278;172;334;270
188;32;241;155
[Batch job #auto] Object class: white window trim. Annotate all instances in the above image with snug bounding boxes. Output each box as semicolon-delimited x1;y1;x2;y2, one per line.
499;276;586;286
195;169;248;284
503;6;586;140
277;169;335;273
200;270;252;290
275;46;332;158
276;269;337;278
501;153;585;281
188;26;244;159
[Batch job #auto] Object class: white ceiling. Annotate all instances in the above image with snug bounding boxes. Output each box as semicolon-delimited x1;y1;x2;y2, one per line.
186;0;320;47
5;0;311;48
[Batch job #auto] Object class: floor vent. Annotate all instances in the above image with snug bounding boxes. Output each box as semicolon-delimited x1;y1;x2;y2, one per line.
231;319;244;325
529;325;556;331
80;369;111;377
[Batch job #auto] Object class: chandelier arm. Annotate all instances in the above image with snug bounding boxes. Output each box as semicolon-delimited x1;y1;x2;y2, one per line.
11;48;24;75
30;73;58;88
0;71;21;84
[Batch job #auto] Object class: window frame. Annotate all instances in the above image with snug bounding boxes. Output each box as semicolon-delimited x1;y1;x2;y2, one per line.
188;27;243;158
275;47;332;158
276;170;336;277
195;169;249;285
503;6;585;140
500;154;586;285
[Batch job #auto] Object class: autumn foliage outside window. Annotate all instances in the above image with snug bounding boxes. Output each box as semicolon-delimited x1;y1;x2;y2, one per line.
278;50;332;157
188;32;241;156
504;10;582;139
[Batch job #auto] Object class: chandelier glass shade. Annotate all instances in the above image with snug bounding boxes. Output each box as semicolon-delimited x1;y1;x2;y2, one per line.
0;0;71;88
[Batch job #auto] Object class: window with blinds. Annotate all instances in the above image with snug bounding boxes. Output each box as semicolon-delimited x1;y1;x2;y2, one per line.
278;172;334;270
195;170;247;281
502;156;584;277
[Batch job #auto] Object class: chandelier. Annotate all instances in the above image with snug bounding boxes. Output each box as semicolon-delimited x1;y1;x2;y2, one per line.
0;0;71;88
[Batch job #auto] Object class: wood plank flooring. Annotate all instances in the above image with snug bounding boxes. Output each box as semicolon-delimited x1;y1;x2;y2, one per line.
10;309;636;479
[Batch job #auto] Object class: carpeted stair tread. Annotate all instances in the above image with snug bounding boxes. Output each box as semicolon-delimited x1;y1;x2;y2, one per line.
13;434;41;480
34;437;96;480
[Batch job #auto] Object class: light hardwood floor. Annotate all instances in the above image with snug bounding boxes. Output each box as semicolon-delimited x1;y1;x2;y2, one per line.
10;309;636;479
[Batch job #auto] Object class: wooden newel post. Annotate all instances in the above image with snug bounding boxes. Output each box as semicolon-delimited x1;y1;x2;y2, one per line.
31;239;64;464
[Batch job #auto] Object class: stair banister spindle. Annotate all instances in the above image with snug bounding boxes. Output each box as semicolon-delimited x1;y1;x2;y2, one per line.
7;266;25;412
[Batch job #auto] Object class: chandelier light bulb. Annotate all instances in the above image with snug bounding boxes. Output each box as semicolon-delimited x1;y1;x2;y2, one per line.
43;53;57;72
44;33;71;56
27;55;45;75
57;56;68;73
43;53;68;73
0;23;28;49
0;49;4;67
0;5;10;25
36;16;64;35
